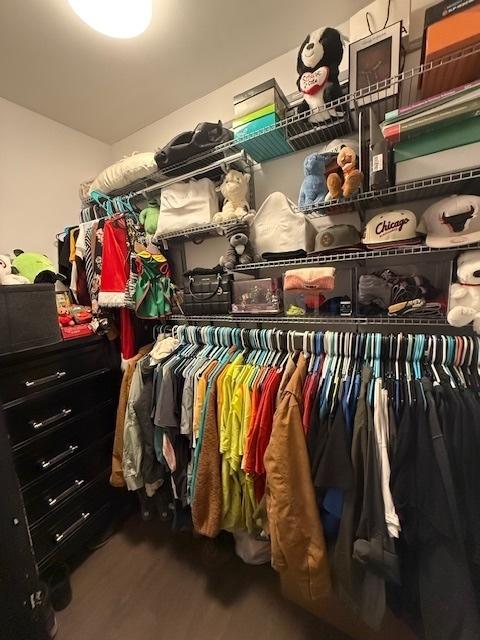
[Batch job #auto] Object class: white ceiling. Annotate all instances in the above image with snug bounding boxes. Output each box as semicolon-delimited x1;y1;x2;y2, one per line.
0;0;369;144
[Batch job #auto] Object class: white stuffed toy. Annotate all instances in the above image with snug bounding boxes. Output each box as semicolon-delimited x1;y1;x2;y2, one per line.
213;170;251;223
0;254;30;285
447;250;480;334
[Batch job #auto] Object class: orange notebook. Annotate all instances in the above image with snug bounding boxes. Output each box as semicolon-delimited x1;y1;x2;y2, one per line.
421;4;480;98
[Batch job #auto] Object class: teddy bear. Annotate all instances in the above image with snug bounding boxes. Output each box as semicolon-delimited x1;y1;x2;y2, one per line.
298;152;335;208
213;170;251;223
447;250;480;334
219;216;254;270
139;200;160;235
0;254;30;285
296;27;345;123
325;146;363;201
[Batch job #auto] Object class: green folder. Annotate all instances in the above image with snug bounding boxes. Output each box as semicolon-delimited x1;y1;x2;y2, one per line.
394;117;480;163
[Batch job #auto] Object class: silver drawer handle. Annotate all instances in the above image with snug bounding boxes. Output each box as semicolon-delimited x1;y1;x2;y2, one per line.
47;479;85;507
31;408;72;430
40;445;79;470
25;371;67;388
54;512;90;544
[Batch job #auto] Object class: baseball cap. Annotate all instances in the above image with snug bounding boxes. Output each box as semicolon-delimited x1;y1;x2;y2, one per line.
310;225;362;254
363;210;420;249
309;210;362;234
417;195;480;248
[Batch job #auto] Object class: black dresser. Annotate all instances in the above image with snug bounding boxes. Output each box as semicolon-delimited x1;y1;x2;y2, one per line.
0;336;120;573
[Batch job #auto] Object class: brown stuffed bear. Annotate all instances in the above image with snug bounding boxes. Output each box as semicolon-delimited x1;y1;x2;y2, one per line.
326;147;363;201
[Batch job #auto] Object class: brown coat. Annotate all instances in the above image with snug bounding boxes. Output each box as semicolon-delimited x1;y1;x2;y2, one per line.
192;374;222;537
264;354;332;601
110;344;151;488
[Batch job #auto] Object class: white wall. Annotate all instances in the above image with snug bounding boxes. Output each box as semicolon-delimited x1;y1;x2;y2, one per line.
0;97;110;262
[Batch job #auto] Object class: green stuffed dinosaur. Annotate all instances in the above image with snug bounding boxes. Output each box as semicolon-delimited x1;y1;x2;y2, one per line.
139;200;160;235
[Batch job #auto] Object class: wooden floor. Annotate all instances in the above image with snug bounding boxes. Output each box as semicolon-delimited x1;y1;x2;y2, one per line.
57;514;351;640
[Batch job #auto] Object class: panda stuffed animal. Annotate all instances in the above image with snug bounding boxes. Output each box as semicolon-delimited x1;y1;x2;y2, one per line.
297;27;344;123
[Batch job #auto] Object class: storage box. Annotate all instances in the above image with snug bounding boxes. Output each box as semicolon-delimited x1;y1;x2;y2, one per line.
0;284;61;355
394;140;480;183
393;117;480;162
61;324;94;340
421;4;480;98
232;278;282;315
233;112;293;161
234;78;289;120
233;104;276;129
234;112;280;138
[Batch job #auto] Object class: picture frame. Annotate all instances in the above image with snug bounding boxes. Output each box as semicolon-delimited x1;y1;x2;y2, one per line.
349;21;402;107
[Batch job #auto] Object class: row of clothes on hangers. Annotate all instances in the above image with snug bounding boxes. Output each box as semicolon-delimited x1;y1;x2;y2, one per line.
110;324;480;639
58;192;175;358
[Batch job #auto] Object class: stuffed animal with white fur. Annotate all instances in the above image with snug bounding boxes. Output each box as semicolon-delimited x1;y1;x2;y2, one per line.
0;254;30;285
447;250;480;334
296;27;345;123
213;170;251;223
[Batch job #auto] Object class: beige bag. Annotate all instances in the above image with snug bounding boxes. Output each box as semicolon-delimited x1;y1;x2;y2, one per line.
251;192;315;259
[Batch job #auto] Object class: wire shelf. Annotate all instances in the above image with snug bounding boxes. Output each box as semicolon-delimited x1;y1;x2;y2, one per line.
151;168;480;244
169;314;451;327
155;220;235;242
235;241;480;271
153;42;480;175
81;43;480;211
300;167;480;218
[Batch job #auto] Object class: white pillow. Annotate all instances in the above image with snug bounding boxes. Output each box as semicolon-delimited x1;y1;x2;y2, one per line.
88;152;157;196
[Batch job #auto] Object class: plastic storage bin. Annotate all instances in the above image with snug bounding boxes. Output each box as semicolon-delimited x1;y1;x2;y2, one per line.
232;278;282;315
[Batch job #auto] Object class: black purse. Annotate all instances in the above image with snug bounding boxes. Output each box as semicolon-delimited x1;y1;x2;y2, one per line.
183;269;233;316
155;121;234;176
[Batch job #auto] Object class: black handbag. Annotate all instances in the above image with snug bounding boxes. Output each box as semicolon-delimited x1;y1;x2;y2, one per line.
155;121;234;176
183;269;233;316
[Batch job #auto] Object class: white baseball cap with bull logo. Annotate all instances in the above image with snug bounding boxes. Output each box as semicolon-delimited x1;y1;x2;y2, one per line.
417;195;480;248
363;210;420;249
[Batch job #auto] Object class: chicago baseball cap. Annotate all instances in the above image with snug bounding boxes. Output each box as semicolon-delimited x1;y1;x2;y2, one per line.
310;225;362;254
417;195;480;248
363;210;420;249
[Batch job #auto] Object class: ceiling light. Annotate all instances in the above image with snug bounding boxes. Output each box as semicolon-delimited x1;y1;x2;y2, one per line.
68;0;152;39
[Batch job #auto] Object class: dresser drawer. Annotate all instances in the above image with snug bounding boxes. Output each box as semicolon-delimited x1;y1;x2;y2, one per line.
5;370;116;449
32;477;113;568
0;340;108;404
14;402;115;488
23;434;113;528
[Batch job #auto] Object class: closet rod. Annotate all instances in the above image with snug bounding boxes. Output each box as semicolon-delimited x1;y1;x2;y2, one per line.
133;149;248;199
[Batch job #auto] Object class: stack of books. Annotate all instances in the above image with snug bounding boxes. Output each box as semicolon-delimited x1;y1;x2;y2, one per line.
381;81;480;183
232;79;292;161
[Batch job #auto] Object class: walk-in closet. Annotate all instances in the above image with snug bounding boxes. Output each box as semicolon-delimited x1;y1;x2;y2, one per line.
1;1;480;639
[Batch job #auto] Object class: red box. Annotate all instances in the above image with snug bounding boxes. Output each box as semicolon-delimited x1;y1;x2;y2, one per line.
61;324;94;340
